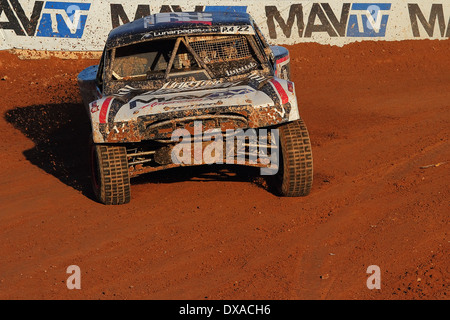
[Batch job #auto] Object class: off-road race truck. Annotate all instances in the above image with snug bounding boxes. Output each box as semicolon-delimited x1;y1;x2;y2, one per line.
78;11;313;205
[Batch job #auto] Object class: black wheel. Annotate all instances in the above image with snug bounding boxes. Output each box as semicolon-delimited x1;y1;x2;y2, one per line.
90;143;131;205
274;119;313;196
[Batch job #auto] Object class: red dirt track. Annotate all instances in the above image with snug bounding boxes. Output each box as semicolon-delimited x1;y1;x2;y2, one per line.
0;39;448;300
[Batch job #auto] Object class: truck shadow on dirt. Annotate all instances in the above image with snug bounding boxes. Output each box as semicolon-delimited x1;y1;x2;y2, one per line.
5;103;268;202
5;103;95;199
132;164;267;189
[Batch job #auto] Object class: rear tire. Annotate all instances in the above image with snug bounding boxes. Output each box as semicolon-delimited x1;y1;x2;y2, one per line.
90;143;131;205
274;119;313;196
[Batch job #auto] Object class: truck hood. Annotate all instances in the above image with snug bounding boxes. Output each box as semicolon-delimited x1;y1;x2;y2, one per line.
89;77;300;143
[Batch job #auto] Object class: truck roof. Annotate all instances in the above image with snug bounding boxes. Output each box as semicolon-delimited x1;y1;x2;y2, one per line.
106;11;254;49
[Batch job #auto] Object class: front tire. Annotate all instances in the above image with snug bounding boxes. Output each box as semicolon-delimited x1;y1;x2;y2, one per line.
274;119;313;196
90;144;131;205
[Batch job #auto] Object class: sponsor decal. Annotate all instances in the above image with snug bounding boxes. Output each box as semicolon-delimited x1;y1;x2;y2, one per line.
142;24;253;38
276;55;289;64
150;79;238;94
204;6;247;13
99;97;114;124
0;0;90;37
0;0;43;36
225;62;258;77
129;87;256;110
287;81;294;93
220;25;250;33
36;1;91;38
346;3;391;37
143;12;213;27
408;3;450;37
114;85;140;97
270;79;289;105
90;101;99;113
248;74;266;83
266;3;392;38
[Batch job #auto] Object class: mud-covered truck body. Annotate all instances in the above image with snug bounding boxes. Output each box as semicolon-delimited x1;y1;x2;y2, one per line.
78;12;313;204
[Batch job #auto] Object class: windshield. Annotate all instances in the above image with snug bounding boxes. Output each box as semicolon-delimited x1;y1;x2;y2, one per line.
110;34;265;82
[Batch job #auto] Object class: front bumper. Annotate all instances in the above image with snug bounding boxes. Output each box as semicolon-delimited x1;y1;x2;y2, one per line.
96;103;293;143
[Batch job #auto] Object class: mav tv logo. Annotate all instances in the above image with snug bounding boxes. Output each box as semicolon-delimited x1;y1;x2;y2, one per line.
0;0;90;38
347;3;391;37
265;2;392;39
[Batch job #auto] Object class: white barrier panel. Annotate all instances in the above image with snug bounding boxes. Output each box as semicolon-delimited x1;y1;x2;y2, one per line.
0;0;449;51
